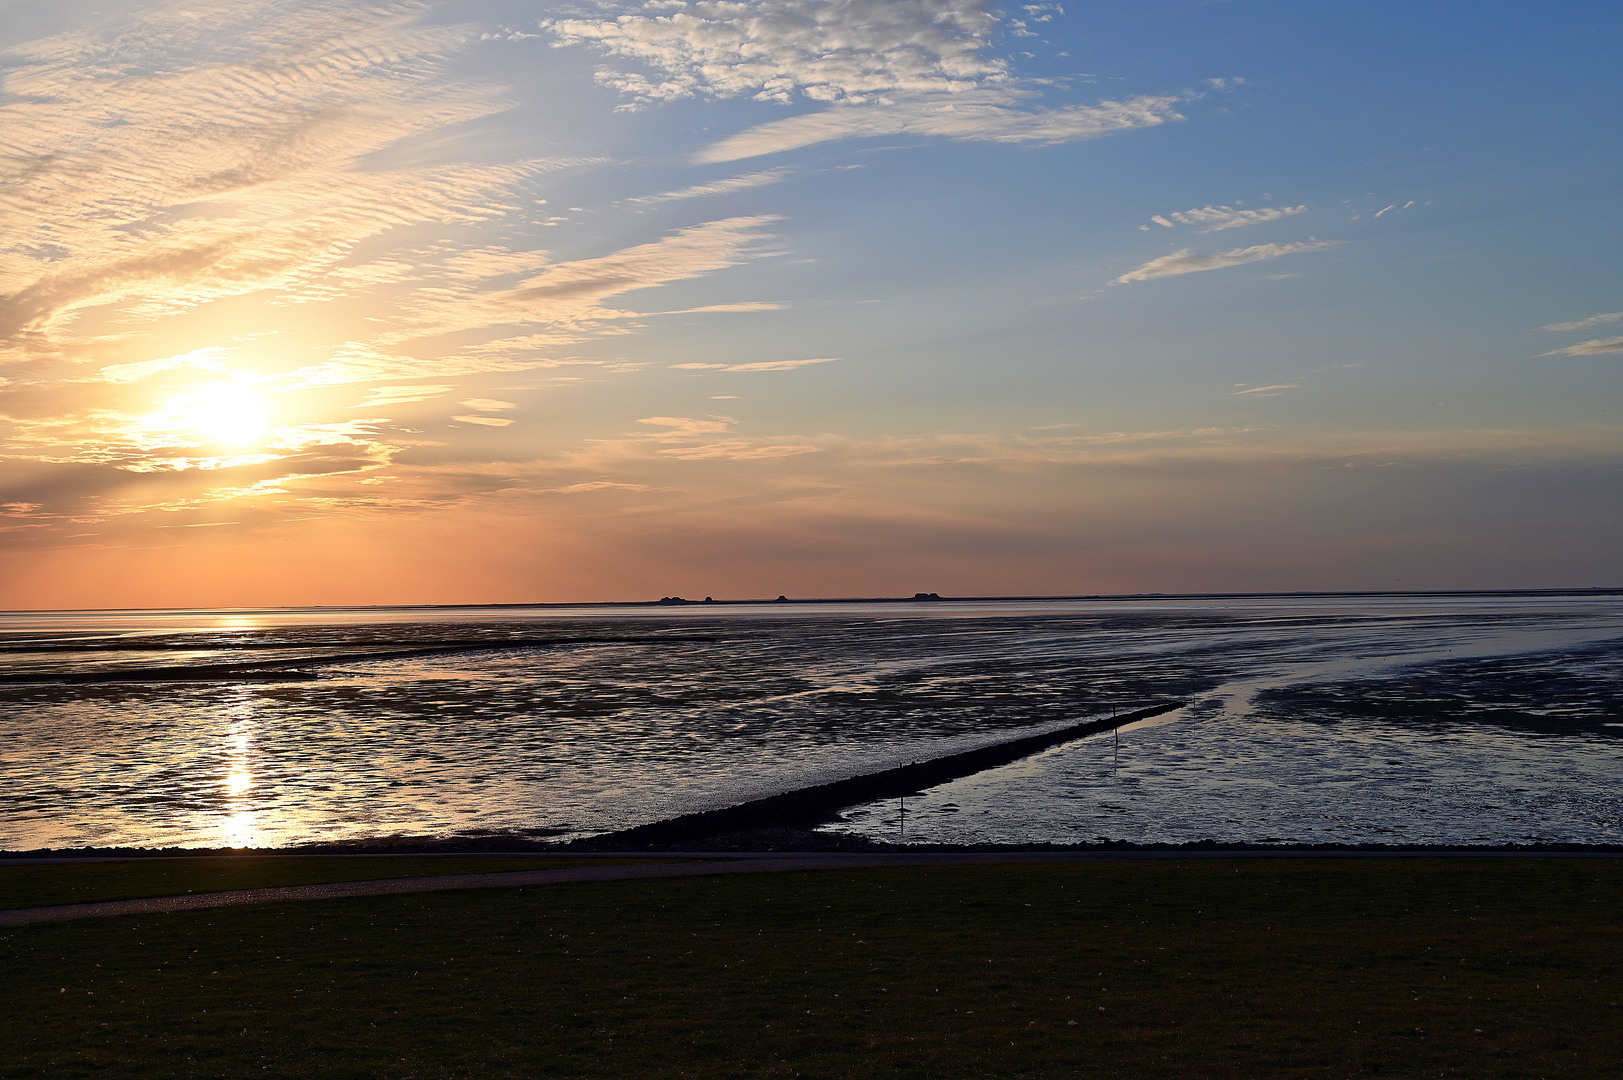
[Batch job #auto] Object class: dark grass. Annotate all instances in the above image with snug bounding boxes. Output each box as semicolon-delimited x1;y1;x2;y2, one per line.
2;858;1620;1078
0;856;645;911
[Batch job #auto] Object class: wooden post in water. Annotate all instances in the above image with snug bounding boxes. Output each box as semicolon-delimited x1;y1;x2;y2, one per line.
1111;695;1119;772
899;794;906;843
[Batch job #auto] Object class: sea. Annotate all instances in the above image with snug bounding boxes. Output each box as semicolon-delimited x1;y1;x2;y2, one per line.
1;593;1619;851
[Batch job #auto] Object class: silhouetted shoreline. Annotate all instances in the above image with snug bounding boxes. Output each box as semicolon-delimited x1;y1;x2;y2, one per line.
2;585;1618;619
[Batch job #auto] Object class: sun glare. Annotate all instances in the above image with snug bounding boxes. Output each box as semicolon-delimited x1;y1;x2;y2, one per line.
225;767;252;795
169;379;270;446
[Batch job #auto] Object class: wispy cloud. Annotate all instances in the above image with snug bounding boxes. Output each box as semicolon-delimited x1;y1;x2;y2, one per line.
1539;336;1623;357
545;0;1184;162
726;358;839;372
95;349;232;384
541;480;652;494
1540;311;1623;333
626;169;792;205
1115;240;1340;284
0;0;553;360
637;416;734;435
642;303;786;315
0;1;791;527
544;0;1008;109
1230;384;1299;397
453;415;516;427
628;415;821;459
273;345;541;394
1146;204;1307;232
349;385;455;409
696;93;1183;163
670;358;837;372
381;216;783;346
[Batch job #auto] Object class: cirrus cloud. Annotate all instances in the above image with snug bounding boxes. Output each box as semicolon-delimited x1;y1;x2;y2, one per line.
625;168;793;205
1539;336;1623;357
670;357;837;372
696;92;1184;163
1540;311;1623;333
544;0;1187;162
1146;204;1308;232
544;0;1008;109
453;415;516;427
0;1;795;529
1115;240;1341;284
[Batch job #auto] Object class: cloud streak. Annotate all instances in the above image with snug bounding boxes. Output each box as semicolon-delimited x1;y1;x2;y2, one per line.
349;386;454;409
454;415;516;427
671;358;837;372
0;1;543;359
1148;204;1307;232
1230;384;1299;396
643;303;786;315
1539;336;1623;357
697;93;1183;162
626;169;792;205
544;0;1184;162
0;1;796;529
544;0;1007;108
381;215;782;346
1115;240;1340;283
1540;311;1623;333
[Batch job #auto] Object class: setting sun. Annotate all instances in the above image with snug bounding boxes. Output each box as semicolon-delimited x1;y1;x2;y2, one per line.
169;379;270;446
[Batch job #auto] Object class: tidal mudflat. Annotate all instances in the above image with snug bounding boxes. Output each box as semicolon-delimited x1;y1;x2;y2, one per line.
1;593;1618;851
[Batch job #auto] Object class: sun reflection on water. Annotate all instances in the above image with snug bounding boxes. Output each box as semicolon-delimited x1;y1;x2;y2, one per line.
216;616;263;632
224;811;257;849
219;698;259;847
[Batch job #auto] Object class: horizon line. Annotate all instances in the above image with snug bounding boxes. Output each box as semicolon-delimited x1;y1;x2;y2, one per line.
2;585;1620;618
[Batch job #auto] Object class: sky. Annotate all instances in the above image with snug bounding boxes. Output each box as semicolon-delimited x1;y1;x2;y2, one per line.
0;0;1619;608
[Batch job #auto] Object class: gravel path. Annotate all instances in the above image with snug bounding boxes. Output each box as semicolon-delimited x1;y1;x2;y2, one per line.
0;853;1062;926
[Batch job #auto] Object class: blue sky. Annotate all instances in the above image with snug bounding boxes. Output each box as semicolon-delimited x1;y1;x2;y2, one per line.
0;0;1618;605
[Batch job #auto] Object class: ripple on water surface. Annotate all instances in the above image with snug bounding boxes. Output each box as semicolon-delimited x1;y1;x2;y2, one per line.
0;595;1619;849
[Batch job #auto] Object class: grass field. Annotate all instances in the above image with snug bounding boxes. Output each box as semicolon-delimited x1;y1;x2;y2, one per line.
2;857;1619;1078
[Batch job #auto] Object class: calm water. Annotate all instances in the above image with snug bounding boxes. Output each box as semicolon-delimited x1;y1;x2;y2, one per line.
1;595;1619;850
